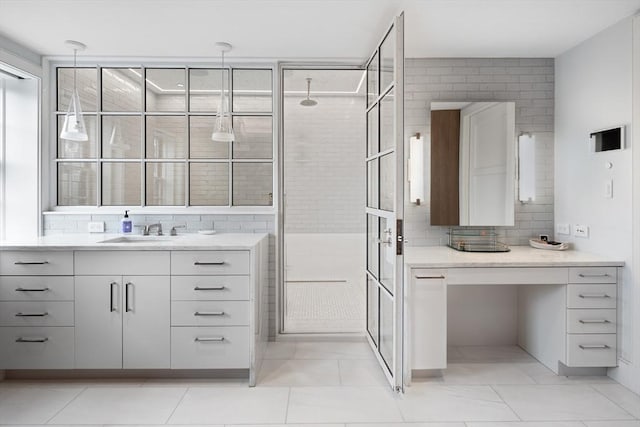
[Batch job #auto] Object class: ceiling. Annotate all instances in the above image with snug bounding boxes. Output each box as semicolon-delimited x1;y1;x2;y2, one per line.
0;0;639;61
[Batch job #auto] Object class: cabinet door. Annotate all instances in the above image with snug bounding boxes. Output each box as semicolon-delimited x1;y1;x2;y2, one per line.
123;276;170;369
75;276;123;368
411;270;447;370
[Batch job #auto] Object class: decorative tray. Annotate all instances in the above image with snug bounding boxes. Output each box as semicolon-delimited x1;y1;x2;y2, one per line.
529;238;569;251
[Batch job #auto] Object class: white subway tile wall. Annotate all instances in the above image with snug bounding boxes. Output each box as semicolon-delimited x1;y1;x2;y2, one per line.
404;58;554;247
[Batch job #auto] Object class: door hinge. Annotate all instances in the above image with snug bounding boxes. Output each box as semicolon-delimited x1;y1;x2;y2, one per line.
396;219;403;255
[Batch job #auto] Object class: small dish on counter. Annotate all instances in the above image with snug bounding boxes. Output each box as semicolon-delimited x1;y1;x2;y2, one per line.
197;230;216;235
529;238;569;250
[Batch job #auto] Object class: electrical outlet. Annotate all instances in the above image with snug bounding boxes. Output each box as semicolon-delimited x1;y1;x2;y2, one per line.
87;221;105;233
556;223;570;235
574;224;589;238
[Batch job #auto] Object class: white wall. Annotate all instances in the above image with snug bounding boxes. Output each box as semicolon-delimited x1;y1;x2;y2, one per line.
555;16;636;392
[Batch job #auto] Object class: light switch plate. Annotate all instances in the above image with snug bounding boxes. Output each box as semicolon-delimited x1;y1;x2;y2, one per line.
88;221;105;233
574;224;589;238
556;223;570;235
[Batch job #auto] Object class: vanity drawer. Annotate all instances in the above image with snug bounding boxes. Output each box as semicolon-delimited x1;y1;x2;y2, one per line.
567;284;617;309
566;333;617;367
171;301;249;326
0;276;74;301
171;276;250;301
75;251;170;275
0;326;75;369
0;251;73;276
569;267;617;284
446;267;567;285
567;309;617;334
171;251;250;275
0;301;74;326
171;326;249;369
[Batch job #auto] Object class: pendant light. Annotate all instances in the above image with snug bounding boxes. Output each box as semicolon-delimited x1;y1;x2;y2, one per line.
211;42;235;142
60;40;88;141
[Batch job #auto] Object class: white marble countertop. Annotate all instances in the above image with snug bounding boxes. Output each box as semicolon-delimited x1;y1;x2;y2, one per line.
0;233;268;251
405;245;624;268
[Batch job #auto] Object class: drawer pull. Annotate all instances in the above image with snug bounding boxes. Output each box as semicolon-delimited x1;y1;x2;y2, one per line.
578;273;611;278
415;275;445;279
194;311;225;316
579;319;611;324
16;337;48;343
578;293;611;299
15;312;48;317
14;261;49;265
194;286;226;291
194;261;226;266
15;287;50;292
579;344;610;350
195;336;225;342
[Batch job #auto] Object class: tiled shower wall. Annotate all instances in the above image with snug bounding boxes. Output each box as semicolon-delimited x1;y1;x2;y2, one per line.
403;58;555;247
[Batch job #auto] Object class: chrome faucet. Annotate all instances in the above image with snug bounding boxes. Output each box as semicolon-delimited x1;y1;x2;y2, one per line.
145;223;163;236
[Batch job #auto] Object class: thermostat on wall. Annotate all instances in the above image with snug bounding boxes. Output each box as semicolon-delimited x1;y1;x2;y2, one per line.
590;126;624;152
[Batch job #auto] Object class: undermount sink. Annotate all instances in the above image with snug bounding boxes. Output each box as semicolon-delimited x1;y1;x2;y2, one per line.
99;236;174;244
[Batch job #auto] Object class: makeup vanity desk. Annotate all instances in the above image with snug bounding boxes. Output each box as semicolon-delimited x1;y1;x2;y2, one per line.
405;246;624;381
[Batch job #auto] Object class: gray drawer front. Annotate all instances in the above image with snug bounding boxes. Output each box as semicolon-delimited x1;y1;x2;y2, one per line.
0;276;74;301
0;326;75;369
569;267;617;284
171;301;249;326
171;251;250;275
0;251;73;276
0;301;74;326
171;326;249;369
171;276;250;301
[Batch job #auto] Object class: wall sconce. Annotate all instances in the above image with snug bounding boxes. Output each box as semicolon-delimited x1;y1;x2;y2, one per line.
409;133;424;205
518;133;536;202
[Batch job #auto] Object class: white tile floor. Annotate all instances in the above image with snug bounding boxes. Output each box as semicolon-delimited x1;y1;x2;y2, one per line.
0;342;639;427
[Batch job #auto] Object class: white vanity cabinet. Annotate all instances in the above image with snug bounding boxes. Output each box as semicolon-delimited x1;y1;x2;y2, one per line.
74;251;171;369
0;251;75;369
405;247;623;381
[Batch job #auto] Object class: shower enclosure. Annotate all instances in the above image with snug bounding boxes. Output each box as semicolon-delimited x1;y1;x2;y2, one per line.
281;68;366;333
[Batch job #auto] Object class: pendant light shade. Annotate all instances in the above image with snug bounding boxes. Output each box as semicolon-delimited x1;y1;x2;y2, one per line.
60;40;88;142
211;42;234;142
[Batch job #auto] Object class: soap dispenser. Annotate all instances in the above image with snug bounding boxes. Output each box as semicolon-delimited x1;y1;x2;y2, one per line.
121;210;132;234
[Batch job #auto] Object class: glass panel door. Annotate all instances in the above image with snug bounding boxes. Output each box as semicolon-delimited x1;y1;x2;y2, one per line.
365;13;405;391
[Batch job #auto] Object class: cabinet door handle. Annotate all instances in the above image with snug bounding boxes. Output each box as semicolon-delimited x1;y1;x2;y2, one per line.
15;287;50;292
579;319;611;324
579;344;610;350
15;312;48;317
415;275;445;279
578;273;610;278
194;286;226;291
195;337;225;342
110;282;118;312
578;293;610;299
16;337;48;343
194;311;225;316
14;261;49;265
194;261;225;266
125;282;133;312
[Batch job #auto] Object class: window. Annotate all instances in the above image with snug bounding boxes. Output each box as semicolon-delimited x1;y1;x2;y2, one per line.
55;66;273;207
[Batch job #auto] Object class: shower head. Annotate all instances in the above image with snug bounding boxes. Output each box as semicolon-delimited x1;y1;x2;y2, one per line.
300;78;318;107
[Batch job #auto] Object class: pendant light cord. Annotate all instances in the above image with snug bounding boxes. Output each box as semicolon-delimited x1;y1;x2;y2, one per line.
221;50;225;109
73;48;77;96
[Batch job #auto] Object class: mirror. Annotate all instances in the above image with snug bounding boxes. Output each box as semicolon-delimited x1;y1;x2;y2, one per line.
430;102;515;226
